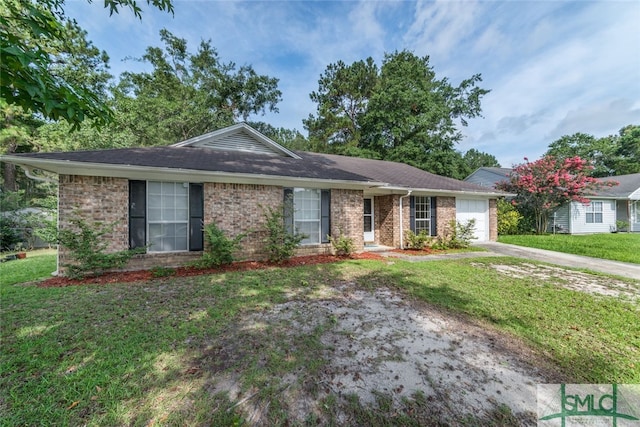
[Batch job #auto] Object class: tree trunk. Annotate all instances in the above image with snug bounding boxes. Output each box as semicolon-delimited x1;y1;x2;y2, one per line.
2;138;18;191
535;209;548;234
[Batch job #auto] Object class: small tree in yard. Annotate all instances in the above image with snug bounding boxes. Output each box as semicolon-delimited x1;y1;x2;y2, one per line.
496;156;617;234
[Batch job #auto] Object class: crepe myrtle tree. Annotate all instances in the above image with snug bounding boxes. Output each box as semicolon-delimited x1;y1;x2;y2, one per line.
496;156;617;234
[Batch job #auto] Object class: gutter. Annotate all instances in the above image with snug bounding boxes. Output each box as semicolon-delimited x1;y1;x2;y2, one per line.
399;190;412;249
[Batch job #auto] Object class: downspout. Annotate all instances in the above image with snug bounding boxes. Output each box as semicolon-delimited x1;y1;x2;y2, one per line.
22;166;57;184
399;190;412;249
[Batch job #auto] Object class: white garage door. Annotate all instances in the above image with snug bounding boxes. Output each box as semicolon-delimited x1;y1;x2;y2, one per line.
456;199;489;242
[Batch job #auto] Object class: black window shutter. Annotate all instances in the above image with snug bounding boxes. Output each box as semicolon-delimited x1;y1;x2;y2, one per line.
283;188;294;234
409;196;416;232
321;189;331;243
129;180;146;249
430;197;437;236
189;183;204;251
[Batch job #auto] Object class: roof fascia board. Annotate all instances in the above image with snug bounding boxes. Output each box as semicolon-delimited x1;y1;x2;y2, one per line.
171;123;302;159
369;185;508;198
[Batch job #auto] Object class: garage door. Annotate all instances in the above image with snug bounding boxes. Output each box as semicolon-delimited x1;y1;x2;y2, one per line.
456;199;489;242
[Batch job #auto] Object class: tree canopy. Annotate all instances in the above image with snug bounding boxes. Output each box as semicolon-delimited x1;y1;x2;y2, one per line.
304;50;491;178
113;29;282;146
545;125;640;177
0;0;173;129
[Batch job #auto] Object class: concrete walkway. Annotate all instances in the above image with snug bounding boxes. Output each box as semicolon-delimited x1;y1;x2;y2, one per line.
378;242;640;281
474;242;640;281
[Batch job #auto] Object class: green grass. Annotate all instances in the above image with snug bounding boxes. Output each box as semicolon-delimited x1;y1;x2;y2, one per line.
0;248;57;286
498;233;640;264
1;257;638;425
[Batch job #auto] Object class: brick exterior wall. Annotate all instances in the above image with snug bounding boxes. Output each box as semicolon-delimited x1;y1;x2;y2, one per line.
204;183;283;260
435;196;456;238
56;174;496;273
329;189;364;252
376;195;397;247
489;198;498;241
58;175;129;272
57;178;368;274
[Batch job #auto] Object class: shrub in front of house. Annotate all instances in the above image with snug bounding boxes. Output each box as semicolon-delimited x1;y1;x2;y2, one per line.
404;229;432;250
433;219;476;249
261;204;306;263
58;212;144;279
193;222;246;268
328;229;356;256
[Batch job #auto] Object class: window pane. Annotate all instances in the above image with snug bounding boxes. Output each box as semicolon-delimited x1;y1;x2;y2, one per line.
296;221;320;245
147;181;189;252
148;208;162;221
364;217;372;233
414;196;431;235
364;199;372;215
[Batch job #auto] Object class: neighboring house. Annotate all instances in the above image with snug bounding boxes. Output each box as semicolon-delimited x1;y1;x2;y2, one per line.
463;167;513;189
465;167;640;234
2;123;503;273
550;173;640;234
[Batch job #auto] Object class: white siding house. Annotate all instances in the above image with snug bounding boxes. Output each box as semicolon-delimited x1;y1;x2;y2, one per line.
467;168;640;235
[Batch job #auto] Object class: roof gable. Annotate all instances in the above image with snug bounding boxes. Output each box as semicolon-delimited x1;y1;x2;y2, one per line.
171;122;301;159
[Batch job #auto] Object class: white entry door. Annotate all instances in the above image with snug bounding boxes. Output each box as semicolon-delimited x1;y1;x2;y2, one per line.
455;199;489;241
363;198;374;242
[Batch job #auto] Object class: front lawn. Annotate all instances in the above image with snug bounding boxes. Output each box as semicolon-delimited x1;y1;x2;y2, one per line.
1;258;638;425
498;233;640;264
0;248;57;286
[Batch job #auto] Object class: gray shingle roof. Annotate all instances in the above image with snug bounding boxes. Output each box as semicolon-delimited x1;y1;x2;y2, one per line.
594;173;640;198
464;167;513;188
8;146;500;194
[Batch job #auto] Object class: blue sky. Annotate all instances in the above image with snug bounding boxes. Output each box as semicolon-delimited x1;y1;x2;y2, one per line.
65;0;640;168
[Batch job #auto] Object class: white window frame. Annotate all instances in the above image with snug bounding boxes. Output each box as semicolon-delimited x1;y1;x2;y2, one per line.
414;196;431;235
293;188;321;245
586;201;603;224
147;181;190;252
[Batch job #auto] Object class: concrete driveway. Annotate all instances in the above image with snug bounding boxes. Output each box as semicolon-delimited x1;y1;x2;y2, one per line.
474;241;640;281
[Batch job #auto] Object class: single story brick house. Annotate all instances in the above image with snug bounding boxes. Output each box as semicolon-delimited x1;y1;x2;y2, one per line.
3;123;503;273
465;167;640;233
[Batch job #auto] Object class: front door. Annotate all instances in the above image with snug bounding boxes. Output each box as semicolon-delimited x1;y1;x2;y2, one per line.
363;197;374;242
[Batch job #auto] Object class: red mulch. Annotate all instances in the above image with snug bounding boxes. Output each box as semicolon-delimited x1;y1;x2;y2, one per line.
37;252;385;288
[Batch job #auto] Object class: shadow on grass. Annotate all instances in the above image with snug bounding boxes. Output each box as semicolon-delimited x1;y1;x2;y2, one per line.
2;258;637;426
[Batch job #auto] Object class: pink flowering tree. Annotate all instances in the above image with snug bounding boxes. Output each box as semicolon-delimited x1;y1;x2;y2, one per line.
496;156;617;234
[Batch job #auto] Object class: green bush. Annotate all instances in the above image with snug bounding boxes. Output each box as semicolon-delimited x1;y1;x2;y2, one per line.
328;229;356;256
193;222;245;268
150;266;176;278
58;213;143;279
0;217;21;251
404;229;432;250
433;219;476;249
261;204;306;263
497;199;523;235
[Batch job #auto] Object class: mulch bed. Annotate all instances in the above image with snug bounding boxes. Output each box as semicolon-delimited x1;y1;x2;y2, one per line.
37;252;385;288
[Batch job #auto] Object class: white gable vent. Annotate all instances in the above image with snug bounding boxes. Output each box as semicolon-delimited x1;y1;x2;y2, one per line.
172;123;301;159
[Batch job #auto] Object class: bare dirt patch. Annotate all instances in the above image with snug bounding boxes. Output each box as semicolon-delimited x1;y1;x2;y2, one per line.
473;262;640;303
204;280;565;425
